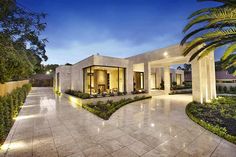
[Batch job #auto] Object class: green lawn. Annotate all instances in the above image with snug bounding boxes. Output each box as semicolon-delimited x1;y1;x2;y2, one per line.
186;96;236;144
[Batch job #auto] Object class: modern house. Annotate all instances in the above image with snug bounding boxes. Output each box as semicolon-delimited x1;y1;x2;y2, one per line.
55;44;217;103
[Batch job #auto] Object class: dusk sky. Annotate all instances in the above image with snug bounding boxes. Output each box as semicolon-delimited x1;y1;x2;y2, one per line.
19;0;223;65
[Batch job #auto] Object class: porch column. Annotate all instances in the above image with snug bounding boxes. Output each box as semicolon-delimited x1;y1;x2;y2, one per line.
164;66;171;94
144;62;151;93
126;62;133;93
208;52;217;99
191;51;216;103
156;68;162;88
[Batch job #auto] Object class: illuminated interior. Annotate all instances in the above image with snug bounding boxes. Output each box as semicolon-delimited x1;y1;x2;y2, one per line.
176;74;182;85
83;66;126;94
150;73;156;89
133;72;144;91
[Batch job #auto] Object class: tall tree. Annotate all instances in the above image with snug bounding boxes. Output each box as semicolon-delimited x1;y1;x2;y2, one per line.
0;0;47;83
181;0;236;75
0;0;47;61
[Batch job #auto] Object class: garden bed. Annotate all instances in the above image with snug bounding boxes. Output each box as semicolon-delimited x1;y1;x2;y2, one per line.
63;92;150;107
186;96;236;144
83;95;152;120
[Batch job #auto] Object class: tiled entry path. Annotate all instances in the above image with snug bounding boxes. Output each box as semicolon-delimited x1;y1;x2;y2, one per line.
0;87;235;157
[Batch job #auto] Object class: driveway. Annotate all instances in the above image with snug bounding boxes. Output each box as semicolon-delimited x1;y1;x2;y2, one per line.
1;87;235;157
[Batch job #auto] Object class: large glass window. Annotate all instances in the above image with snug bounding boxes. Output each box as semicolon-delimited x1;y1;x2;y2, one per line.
83;66;126;94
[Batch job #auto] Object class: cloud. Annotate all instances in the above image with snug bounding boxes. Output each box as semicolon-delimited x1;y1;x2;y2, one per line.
45;33;181;64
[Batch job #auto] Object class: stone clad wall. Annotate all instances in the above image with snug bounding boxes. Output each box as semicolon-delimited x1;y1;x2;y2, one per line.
0;80;29;96
55;66;72;92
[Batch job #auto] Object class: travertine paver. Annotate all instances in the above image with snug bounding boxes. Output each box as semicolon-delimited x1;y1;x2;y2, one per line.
0;87;236;157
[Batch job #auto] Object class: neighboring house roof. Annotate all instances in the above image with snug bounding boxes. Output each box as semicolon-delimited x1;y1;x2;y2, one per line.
184;70;236;81
216;71;236;80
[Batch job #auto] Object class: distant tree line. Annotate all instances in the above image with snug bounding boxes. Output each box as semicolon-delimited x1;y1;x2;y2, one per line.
0;0;47;83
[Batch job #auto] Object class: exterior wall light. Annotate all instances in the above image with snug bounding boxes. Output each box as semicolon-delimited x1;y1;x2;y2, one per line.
46;71;50;75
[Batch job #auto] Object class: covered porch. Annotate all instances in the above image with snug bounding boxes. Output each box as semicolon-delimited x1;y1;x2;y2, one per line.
127;44;217;103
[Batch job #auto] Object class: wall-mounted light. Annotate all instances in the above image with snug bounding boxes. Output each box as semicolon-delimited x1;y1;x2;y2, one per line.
46;71;50;75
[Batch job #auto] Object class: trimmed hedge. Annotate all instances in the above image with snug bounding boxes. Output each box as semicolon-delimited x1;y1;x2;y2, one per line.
83;95;152;120
65;89;90;99
186;97;236;144
0;84;31;144
216;86;236;94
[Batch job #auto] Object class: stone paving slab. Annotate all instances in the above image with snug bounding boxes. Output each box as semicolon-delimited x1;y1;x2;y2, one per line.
0;87;235;157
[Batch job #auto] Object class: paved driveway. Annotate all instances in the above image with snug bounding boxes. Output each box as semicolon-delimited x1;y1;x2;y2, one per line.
1;87;235;157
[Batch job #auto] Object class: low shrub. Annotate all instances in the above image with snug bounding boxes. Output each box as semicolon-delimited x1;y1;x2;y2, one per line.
186;96;236;144
65;89;90;99
102;92;107;97
0;83;31;144
117;92;123;96
65;89;132;98
82;95;152;120
216;86;236;94
109;92;115;97
131;90;147;94
78;93;90;99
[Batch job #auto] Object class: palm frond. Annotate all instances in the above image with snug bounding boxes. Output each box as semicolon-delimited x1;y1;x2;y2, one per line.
188;7;217;19
198;0;236;6
184;6;236;33
221;54;236;72
225;61;236;69
184;28;236;55
183;15;211;33
221;43;236;60
198;45;216;60
181;23;236;45
182;0;236;75
188;37;236;61
203;28;236;38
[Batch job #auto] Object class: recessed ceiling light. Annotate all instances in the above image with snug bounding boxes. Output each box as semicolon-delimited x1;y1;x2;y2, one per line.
164;51;168;56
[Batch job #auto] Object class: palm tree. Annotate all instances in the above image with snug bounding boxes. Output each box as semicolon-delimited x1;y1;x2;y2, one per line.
181;0;236;75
